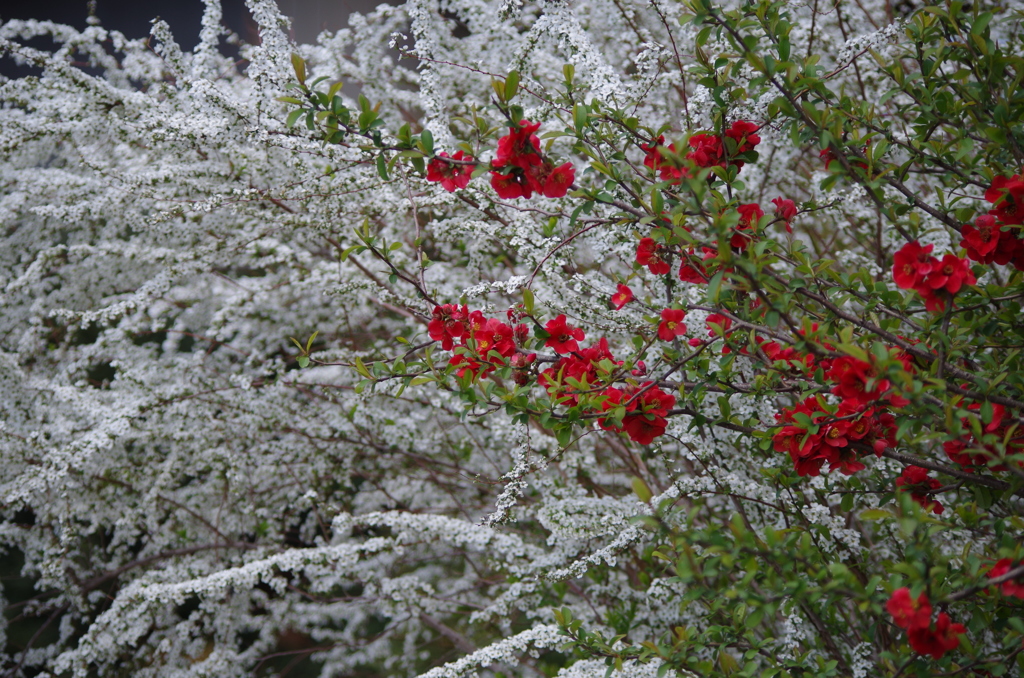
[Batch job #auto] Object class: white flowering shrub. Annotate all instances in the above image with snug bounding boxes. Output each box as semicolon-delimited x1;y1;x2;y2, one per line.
2;0;1024;677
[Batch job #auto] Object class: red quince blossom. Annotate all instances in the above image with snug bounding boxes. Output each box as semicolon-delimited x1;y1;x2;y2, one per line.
886;587;933;631
677;253;707;283
923;253;975;295
449;352;493;381
724;120;761;161
472;317;516;363
987;559;1024;599
908;613;966;659
687;133;724;168
895;465;944;514
544;314;585;354
429;304;470;350
631;360;647;377
510;351;537;386
731;203;764;249
642;135;688;182
820;147;837;170
893;241;936;289
426;151;475;192
985;174;1024;225
619;383;676;445
771;197;797;232
893;242;973;312
610;284;634;310
490;169;533;199
495;120;543;169
961;214;1002;262
773;396;894;476
658;308;687;341
827;356;894;406
527;161;575;198
636;238;671;275
540;338;620;406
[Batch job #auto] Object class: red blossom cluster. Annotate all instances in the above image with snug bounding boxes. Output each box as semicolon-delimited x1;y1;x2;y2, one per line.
771;197;797;232
598;382;676;445
886;588;966;659
490;120;575;199
942;402;1024;472
428;304;534;381
693;313;814;372
892;241;976;312
426;151;476;192
426;120;575;198
960;175;1024;268
533;330;675;445
429;303;675;445
772;352;911;476
895;465;944;514
641;120;761;182
987;559;1024;599
773;396;896;476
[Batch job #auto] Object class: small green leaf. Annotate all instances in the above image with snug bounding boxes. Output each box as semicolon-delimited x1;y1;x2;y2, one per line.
632;477;653;503
505;70;520;102
297;355;310;368
290;53;306;84
376;154;390;180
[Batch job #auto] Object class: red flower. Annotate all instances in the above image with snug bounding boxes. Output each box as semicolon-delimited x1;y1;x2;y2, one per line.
827;356;892;406
544;314;585;354
819;147;837;169
895;465;944;514
908;613;966;659
636;238;671;275
539;338;619;406
988;559;1024;599
642;136;688;182
724;120;761;155
731;203;763;249
678;254;707;283
923;253;975;295
610;284;633;310
472;318;516;363
892;241;936;289
426;151;475;192
771;197;797;232
448;352;493;380
961;214;1002;262
886;588;933;630
428;304;470;350
985;174;1024;225
527;161;575;198
495;120;543;170
658;308;687;341
687;133;724;168
490;170;533;199
619;383;676;445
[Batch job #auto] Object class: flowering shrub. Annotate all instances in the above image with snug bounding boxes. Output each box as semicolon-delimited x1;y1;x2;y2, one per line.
3;0;1024;677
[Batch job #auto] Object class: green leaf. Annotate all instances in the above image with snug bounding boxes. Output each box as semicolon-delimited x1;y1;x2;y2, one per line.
523;288;534;315
297;355;310;368
376;154;390;181
421;129;434;156
290;53;306;84
632;477;653;503
285;109;304;128
504;70;520;102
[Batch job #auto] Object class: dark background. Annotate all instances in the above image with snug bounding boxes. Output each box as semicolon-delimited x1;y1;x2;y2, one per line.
1;0;372;77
